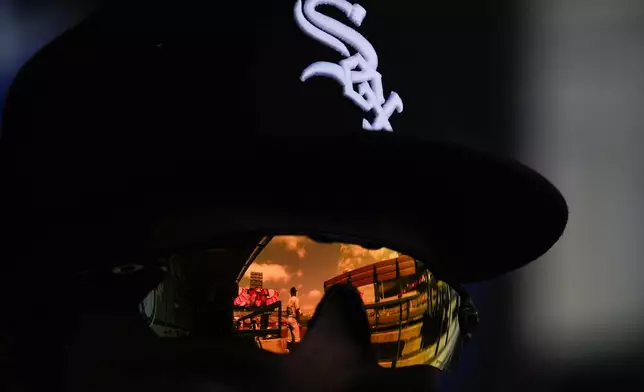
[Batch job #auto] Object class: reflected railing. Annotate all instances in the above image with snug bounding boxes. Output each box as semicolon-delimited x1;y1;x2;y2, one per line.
325;256;461;369
234;301;283;338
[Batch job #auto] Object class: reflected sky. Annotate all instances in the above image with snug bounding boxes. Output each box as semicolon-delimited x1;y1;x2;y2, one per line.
237;236;399;311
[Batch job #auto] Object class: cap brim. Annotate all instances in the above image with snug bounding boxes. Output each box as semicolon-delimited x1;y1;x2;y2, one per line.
159;131;568;283
5;131;567;284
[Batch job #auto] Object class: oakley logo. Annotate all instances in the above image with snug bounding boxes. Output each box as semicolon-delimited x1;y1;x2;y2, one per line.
294;0;403;132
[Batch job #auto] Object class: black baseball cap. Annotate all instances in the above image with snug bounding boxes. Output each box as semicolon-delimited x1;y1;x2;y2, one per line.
0;0;567;285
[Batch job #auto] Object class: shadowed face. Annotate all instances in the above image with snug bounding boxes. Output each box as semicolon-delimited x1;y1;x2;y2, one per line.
62;285;441;392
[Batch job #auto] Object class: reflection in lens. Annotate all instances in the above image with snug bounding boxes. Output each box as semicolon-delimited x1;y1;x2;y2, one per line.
140;235;463;371
322;255;461;370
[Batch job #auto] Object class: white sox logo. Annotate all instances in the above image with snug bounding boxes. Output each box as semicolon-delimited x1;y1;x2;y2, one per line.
294;0;403;132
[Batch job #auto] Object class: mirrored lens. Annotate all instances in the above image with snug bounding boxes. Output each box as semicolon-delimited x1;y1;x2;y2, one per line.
140;235;462;371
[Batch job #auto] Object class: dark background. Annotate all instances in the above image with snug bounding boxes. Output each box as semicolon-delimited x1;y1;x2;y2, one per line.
2;0;643;390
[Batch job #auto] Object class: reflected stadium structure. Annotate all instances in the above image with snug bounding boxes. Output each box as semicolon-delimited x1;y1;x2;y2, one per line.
324;256;461;369
137;236;462;370
230;253;462;369
232;286;291;354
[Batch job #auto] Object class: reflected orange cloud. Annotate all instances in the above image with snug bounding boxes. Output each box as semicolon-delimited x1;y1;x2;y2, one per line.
307;289;322;300
272;235;310;258
337;244;400;274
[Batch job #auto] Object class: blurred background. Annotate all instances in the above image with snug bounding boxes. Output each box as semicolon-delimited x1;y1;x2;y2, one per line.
1;0;643;390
